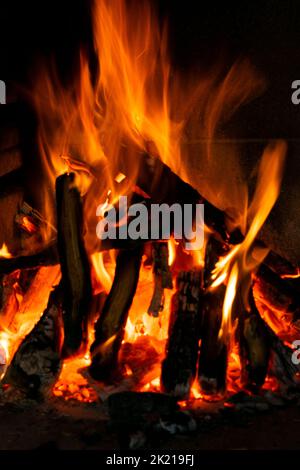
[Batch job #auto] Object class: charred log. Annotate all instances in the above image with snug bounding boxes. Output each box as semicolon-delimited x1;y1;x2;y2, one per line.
161;270;203;399
133;153;243;244
197;286;227;397
238;289;271;391
2;286;63;398
254;264;300;322
197;237;228;397
0;243;59;275
56;173;93;357
148;242;173;317
89;247;143;381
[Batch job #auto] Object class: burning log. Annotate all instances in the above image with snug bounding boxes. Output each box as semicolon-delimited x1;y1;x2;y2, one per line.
197;286;227;397
161;269;203;399
148;242;173;317
237;289;271;391
0;240;144;276
89;247;143;381
197;237;228;397
3;286;63;398
0;243;59;275
263;248;300;277
0;271;19;314
238;286;300;392
254;264;300;322
130;152;243;244
56;173;93;357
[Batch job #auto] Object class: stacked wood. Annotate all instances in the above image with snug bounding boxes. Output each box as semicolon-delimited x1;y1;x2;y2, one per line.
89;247;143;381
161;269;203;399
56;173;93;358
197;237;228;397
3;286;63;398
148;242;173;317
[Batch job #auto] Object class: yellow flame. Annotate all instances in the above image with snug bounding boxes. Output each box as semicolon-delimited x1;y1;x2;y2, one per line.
91;252;113;293
0;244;12;259
168;238;176;266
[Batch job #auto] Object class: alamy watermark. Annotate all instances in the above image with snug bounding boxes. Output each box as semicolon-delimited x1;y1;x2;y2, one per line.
96;196;204;250
291;80;300;105
292;340;300;365
0;81;5;105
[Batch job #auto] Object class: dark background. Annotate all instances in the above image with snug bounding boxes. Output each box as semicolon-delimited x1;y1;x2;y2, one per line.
0;0;300;138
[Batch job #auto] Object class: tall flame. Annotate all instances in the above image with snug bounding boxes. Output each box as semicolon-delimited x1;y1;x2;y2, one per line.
212;141;286;340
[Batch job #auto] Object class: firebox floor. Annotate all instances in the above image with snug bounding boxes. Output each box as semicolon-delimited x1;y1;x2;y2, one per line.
0;397;299;450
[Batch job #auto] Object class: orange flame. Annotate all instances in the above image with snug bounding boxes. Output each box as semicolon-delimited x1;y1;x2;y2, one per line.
212;141;286;341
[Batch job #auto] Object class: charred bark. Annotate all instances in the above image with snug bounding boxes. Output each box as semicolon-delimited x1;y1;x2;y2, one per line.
197;237;228;397
237;288;271;391
56;173;93;358
89;247;143;381
2;286;63;398
161;270;203;399
197;286;227;397
134;153;242;244
148;242;173;317
0;243;59;275
254;264;300;322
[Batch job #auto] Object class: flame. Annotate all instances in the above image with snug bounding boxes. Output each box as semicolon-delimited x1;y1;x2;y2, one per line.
168;239;176;266
212;141;286;341
0;244;12;259
218;262;239;340
281;269;300;279
91;252;113;293
0;266;61;378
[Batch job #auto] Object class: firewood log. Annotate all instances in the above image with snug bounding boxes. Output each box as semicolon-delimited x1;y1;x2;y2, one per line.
197;237;228;397
161;269;203;399
197;286;227;397
2;285;63;398
254;264;300;322
148;242;173;317
0;243;59;275
134;153;241;244
89;247;143;381
237;288;271;391
56;173;93;357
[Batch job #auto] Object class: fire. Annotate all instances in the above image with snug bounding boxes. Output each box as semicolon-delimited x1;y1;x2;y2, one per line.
218;262;239;340
281;269;300;279
211;141;286;341
91;252;113;294
0;0;288;404
168;239;176;266
0;266;61;379
0;244;12;259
